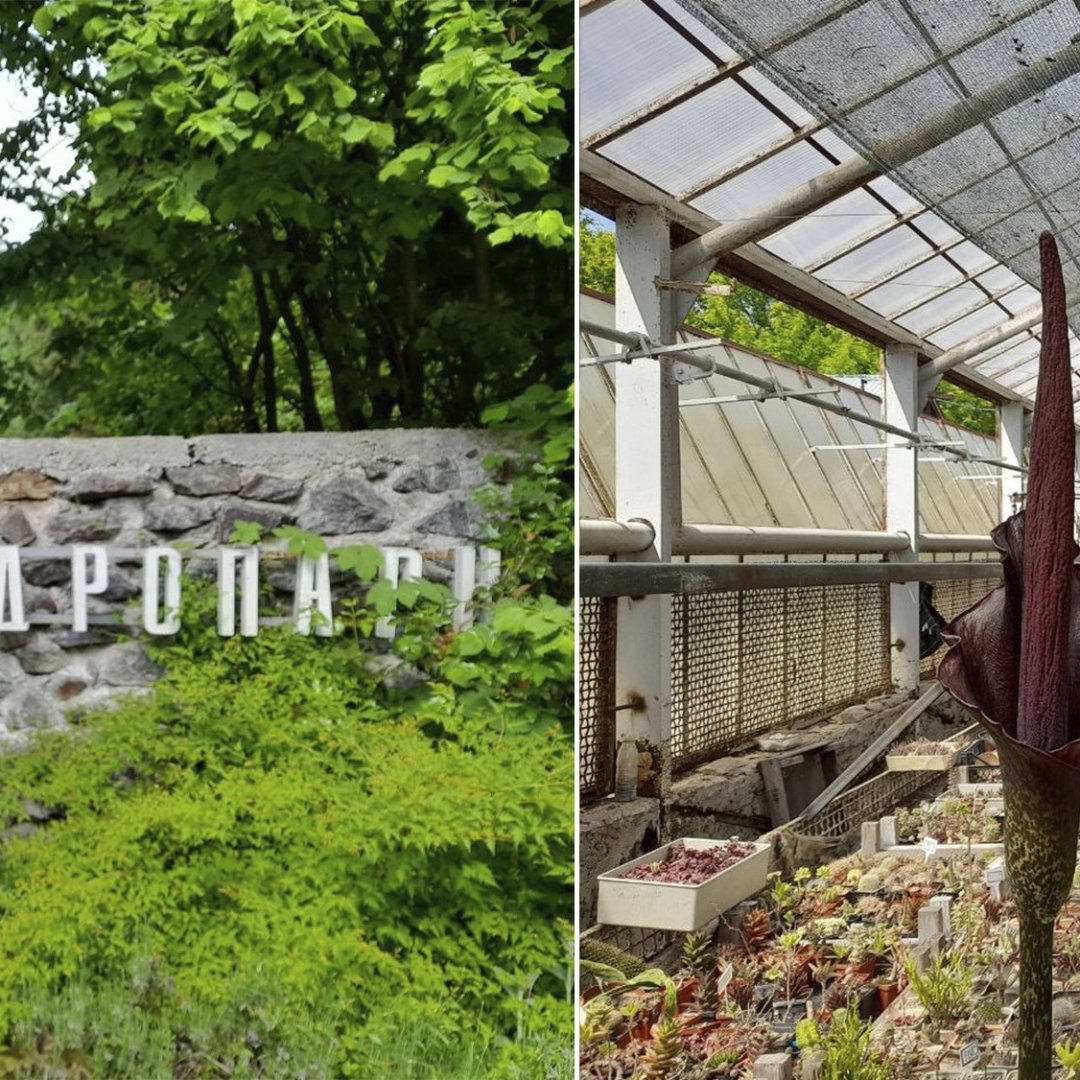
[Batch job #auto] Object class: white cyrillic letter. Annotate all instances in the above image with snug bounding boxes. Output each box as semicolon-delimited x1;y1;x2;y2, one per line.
142;546;182;635
476;546;501;624
0;546;27;631
71;545;108;633
294;553;333;637
375;546;423;640
217;547;259;637
451;545;476;631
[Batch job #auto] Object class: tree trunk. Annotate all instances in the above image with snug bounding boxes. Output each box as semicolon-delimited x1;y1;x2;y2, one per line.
252;269;278;433
268;270;323;431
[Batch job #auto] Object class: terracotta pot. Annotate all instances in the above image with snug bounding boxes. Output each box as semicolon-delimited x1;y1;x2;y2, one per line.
877;981;900;1009
676;978;699;1008
851;956;878;979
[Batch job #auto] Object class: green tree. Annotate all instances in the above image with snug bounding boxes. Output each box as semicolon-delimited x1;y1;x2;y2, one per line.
0;0;572;435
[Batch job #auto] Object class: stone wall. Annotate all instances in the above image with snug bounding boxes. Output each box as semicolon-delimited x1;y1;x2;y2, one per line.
0;431;500;744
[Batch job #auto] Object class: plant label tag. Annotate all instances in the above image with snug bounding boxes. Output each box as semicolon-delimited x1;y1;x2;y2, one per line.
986;866;1005;885
717;962;733;994
921;835;939;860
959;1041;979;1069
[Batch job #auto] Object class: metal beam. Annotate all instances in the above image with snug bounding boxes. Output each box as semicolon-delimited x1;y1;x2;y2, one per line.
580;309;1029;463
672;156;879;277
579;154;1029;409
582;519;998;556
670;40;1080;276
1000;401;1025;520
721;245;1028;408
581;559;1003;598
969;335;1039;371
804;206;927;275
583;60;748;149
583;0;871;149
919;304;1043;386
677;120;827;203
920;533;997;553
891;260;1002;322
797;683;946;823
884;342;921;688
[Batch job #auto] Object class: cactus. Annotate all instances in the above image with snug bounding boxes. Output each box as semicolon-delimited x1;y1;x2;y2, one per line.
580;938;647;979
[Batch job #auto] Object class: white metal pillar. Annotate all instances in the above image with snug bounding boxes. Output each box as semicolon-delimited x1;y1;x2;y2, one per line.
613;204;680;815
999;401;1025;521
884;344;921;690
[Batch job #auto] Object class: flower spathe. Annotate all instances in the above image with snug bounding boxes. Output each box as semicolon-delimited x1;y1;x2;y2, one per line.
936;232;1080;1080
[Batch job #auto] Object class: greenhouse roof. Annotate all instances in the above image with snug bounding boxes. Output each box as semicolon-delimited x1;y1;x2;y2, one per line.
580;0;1080;423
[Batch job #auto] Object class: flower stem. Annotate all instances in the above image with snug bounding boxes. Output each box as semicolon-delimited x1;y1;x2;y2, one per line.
1005;757;1080;1080
1018;916;1053;1080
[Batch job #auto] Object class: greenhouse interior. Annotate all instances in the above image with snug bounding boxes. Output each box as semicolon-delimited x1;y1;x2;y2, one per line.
577;1;1080;1077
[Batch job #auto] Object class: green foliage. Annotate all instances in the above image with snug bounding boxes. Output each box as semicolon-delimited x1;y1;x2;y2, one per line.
0;1;571;435
578;212;995;435
580;213;615;295
0;349;574;1076
903;951;973;1024
481;380;573;602
1057;1038;1080;1077
382;1;571;247
271;524;328;560
795;1016;822;1049
820;1009;890;1080
0;559;571;1074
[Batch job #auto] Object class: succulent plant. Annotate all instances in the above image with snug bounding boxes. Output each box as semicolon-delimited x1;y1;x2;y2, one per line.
640;1017;684;1079
738;907;771;950
680;932;712;976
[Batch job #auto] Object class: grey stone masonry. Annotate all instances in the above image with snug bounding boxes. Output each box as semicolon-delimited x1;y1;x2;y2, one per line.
0;430;501;746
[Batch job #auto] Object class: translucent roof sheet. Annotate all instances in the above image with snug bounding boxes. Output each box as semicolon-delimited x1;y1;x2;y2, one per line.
581;0;1080;423
580;294;1001;534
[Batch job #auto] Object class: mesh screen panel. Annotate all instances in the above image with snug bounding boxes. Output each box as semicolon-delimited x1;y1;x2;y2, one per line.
671;583;890;769
801;769;947;843
580;597;617;801
920;576;999;678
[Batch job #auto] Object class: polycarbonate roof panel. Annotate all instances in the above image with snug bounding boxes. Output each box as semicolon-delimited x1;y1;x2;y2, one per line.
690;139;840;221
681;0;1080;313
579;0;725;140
580;294;998;534
603;79;792;195
580;0;1080;423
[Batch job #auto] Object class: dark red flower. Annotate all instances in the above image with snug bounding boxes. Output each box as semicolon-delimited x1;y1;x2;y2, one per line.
938;232;1080;761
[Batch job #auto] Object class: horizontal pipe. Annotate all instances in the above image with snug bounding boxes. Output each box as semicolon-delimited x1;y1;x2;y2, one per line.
579;518;655;555
919;533;997;553
579;319;644;349
581;560;1003;598
582;520;1003;558
673;523;909;556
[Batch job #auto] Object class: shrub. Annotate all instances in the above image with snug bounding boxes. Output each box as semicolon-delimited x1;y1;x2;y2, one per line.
0;381;574;1077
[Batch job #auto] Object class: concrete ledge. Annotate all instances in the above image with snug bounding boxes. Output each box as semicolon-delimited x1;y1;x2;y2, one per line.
0;437;191;476
580;796;660;927
191;430;498;471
